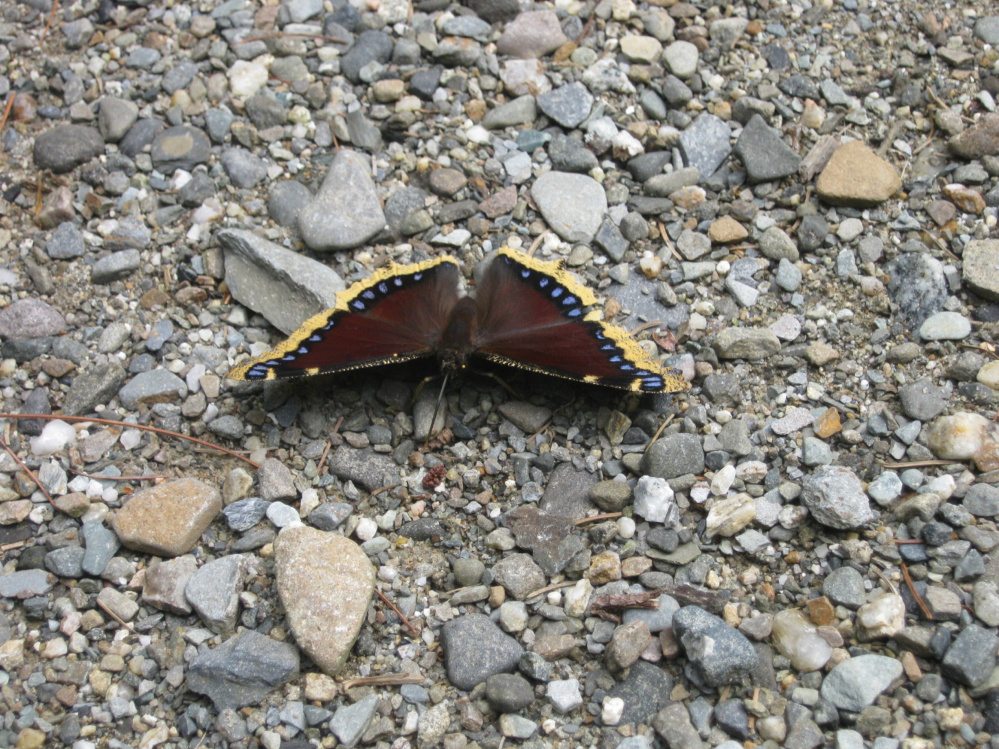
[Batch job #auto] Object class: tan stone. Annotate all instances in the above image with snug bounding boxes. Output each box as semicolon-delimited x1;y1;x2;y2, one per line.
815;140;901;206
963;240;999;302
54;492;91;518
0;500;33;525
275;525;375;675
620;35;663;64
814;408;842;439
621;556;653;577
708;216;748;244
585;551;622;585
304;672;339;702
111;478;221;557
805;341;840;367
942;183;985;214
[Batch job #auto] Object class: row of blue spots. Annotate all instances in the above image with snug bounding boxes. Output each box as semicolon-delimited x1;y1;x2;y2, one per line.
514;262;586;319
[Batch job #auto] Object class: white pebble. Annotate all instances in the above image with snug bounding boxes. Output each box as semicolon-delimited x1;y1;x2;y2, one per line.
601;696;625;725
30;420;77;456
711;464;736;496
633;476;678;525
355;517;378;541
616;515;636;539
120;429;143;450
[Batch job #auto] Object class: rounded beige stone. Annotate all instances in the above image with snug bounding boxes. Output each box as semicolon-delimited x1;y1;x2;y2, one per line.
275;525;375;675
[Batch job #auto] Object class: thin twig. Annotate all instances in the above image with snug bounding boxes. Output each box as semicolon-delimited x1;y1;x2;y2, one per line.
959;343;999;359
901;562;933;621
630;320;663;336
70;470;172;481
0;433;54;505
374;588;419;636
0;413;259;468
646;414;676;448
0;93;15;139
97;598;134;630
1;540;28;552
575;512;622;526
526;419;551;445
869;563;899;596
372;483;399;497
318;441;332;474
340;672;424;690
40;0;60;43
525;580;577;599
233;32;350;45
527;230;549;258
879;459;959;469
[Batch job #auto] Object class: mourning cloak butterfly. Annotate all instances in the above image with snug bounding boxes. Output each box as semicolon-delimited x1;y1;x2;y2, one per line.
227;248;689;394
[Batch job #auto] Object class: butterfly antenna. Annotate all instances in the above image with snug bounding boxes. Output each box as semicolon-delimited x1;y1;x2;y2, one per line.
422;373;450;450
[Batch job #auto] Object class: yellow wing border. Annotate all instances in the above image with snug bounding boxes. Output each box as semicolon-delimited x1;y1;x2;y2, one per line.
494;248;689;394
227;255;460;381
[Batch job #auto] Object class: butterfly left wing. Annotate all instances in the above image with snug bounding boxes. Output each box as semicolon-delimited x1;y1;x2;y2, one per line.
228;256;461;381
472;248;688;393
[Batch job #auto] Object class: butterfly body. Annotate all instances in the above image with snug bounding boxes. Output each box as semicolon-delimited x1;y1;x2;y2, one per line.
228;248;688;394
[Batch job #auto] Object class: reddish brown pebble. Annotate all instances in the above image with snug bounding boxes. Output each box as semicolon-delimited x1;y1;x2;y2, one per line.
806;596;836;626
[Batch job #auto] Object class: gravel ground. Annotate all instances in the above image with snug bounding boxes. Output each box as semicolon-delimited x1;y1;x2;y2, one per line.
1;0;999;748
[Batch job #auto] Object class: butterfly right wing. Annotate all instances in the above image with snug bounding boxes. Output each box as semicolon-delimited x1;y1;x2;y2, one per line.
228;256;461;381
472;249;688;393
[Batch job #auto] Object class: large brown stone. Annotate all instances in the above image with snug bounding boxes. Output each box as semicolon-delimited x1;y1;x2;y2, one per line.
274;525;375;675
815;140;901;206
111;478;221;557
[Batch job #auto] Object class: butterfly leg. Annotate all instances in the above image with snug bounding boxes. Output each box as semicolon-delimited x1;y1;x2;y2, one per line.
409;374;440;409
467;367;520;399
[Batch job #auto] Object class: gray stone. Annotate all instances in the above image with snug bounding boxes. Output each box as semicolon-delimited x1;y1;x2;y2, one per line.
340;30;393;83
298;151;386;251
45;546;85;578
962;240;999;302
492;553;545;600
714;328;781;360
219;229;344;336
823;566;866;609
187;630;300;709
441;613;524;691
673;606;758;687
82;520;120;576
328;446;397;492
898;379;947;421
941;624;998;687
329;694;378;747
734;115;802;183
679;114;732;177
801;465;875;529
0;298;66;339
536;82;593;129
46;222;86;260
62;361;128;416
221;147;268;189
91;249;141;284
150;125;212;172
820;654;904;711
186;555;248;634
33;125;104;173
485;673;535;713
885;252;948;329
119;369;188;409
223;497;271;532
531;172;606;243
482;95;537;129
642;433;705;480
